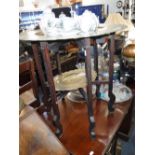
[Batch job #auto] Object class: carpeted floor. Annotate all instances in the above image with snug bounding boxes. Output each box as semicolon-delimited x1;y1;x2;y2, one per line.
117;107;135;155
120;125;135;155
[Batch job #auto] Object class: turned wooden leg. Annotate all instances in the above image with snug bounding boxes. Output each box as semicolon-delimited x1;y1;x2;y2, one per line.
108;35;116;113
31;43;50;112
84;38;96;139
41;42;63;137
93;38;100;98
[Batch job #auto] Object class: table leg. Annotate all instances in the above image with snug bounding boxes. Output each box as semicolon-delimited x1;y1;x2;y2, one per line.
93;39;100;98
78;88;87;100
108;35;116;112
56;51;62;74
31;43;50;111
41;42;62;137
84;38;96;139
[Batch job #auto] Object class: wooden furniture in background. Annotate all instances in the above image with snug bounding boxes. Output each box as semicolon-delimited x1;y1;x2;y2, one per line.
19;59;40;108
20;106;69;155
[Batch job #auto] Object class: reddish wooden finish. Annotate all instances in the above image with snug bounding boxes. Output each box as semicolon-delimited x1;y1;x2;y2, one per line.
51;99;132;154
41;42;63;137
31;43;50;110
84;38;96;138
20;106;69;155
108;35;116;112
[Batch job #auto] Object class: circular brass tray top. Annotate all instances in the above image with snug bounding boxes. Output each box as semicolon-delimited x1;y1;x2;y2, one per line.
19;24;126;42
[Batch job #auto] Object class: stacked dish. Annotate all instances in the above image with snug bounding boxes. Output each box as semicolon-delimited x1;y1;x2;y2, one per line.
99;82;132;103
39;9;99;37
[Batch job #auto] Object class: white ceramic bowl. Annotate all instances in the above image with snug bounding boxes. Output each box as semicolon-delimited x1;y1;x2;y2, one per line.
79;10;99;33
